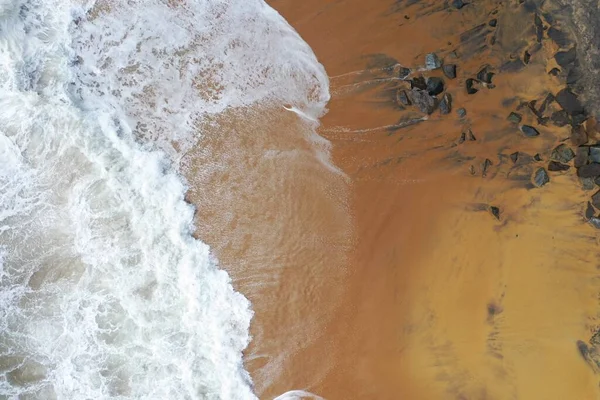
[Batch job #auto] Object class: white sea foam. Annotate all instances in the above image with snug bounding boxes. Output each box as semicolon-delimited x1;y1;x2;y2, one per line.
0;0;330;399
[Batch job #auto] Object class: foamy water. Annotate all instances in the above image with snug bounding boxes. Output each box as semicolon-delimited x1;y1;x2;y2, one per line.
0;0;329;398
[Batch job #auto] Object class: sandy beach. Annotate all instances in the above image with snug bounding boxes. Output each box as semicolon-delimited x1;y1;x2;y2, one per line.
186;0;600;398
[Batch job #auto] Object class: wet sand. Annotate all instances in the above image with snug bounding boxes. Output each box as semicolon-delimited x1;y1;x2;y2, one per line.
187;0;600;398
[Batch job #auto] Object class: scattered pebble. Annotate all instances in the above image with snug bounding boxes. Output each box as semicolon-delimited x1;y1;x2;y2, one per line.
577;163;600;178
551;144;575;163
533;167;550;187
548;161;570;171
425;53;442;70
439;93;452;115
489;206;500;220
521;125;540;137
507;112;522;124
489;19;497;27
466;78;478;94
442;64;457;79
457;108;467;118
426;77;444;96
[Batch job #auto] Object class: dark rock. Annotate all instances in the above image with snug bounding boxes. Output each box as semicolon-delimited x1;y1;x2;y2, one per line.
567;66;583;85
593;191;600;209
580;177;596;190
452;0;466;9
482;158;493;177
575;147;589;168
577;163;600;178
555;88;585;116
457;108;467;118
426;77;444;96
586;202;596;220
467;130;476;141
507;112;522;124
547;27;570;47
527;100;542;118
572;113;588;126
534;13;544;43
466;78;478;94
551;144;575;163
571;125;588;146
476;66;494;84
442;64;457;79
589;217;600;229
555;47;577;68
409;88;437;114
533;167;550;187
523;51;531;65
510;152;519;163
551;110;570;127
549;68;561;76
439;93;452;115
538;93;555;115
548;161;570;171
410;76;427;90
459;131;466;144
425;53;442;70
398;67;411;79
534;153;543;161
521;125;540;137
589;147;600;163
594;176;600;186
489;19;497;27
397;90;411;106
489;206;500;220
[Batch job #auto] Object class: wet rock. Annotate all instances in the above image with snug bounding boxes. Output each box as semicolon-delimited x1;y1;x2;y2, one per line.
398;67;411;79
396;90;411;106
547;27;570;47
549;67;561;76
425;53;442;70
577;163;600;178
589;217;600;229
439;93;452;115
534;153;543;161
477;66;494;84
555;88;585;116
521;125;540;137
589;147;600;163
489;19;497;27
409;88;437;114
571;125;588;146
452;0;466;10
489;205;500;220
533;167;550;187
466;78;478;94
510;152;519;164
575;147;589;168
410;76;427;90
482;158;493;177
551;110;570;127
457;108;467;118
593;190;600;209
507;112;522;124
548;161;570;171
551;144;575;163
523;50;531;65
586;201;596;220
442;64;457;79
426;77;444;96
555;47;577;68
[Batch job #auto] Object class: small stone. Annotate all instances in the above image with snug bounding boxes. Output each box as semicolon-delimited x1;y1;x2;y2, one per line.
577;163;600;178
549;67;561;76
548;27;570;47
477;66;494;84
567;67;583;85
510;152;519;164
548;161;570;171
459;131;466;144
457;108;467;118
589;216;600;229
489;19;498;27
551;110;570;127
489;206;500;220
482;158;493;177
586;201;596;220
398;67;411;79
538;93;555;115
580;177;596;191
533;167;550;187
410;76;427;90
425;53;442;70
555;47;577;68
521;125;540;137
507;112;522;124
452;0;466;9
572;113;588;126
397;90;411;106
534;153;543;161
551;144;575;163
439;93;452;115
575;147;589;168
469;165;476;175
571;125;588;146
409;88;437;114
523;50;531;64
426;77;445;96
589;147;600;163
467;129;476;141
466;78;478;94
593;190;600;209
442;64;457;79
555;88;585;116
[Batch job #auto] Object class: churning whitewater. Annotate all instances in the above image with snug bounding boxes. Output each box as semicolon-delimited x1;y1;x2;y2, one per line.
0;0;329;399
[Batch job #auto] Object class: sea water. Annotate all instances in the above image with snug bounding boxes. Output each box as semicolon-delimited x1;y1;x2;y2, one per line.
0;0;329;398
